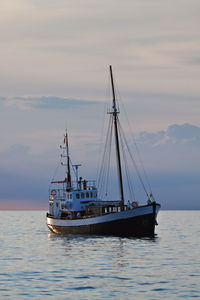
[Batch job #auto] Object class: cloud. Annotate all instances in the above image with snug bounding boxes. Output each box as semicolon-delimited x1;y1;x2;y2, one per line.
186;57;200;65
137;130;165;145
138;123;200;146
0;96;99;111
167;123;200;144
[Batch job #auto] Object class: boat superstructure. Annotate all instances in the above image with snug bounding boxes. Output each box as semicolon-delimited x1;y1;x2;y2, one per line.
46;66;160;237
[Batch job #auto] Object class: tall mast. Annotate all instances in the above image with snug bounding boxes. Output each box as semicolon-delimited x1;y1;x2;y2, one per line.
109;65;124;208
65;131;71;190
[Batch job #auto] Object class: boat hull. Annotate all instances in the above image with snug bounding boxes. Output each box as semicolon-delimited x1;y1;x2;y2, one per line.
46;203;160;237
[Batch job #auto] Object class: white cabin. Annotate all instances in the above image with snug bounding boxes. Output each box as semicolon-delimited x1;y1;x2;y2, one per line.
49;180;101;218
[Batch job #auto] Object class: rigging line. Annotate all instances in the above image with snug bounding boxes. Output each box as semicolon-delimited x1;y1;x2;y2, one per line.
118;120;149;198
105;117;113;198
97;114;113;197
101;115;113;199
69;158;77;178
122;142;135;201
130;127;153;193
96;72;111;181
115;82;153;194
99;120;111;199
97;114;112;182
102;116;114;199
119;120;148;198
118;122;135;202
97;114;111;191
49;155;63;189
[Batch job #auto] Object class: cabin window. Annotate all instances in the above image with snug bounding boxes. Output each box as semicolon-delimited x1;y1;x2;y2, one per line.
76;193;80;199
90;192;93;198
86;192;89;198
81;193;85;199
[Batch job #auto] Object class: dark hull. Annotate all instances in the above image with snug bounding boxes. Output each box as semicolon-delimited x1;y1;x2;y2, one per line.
47;211;157;237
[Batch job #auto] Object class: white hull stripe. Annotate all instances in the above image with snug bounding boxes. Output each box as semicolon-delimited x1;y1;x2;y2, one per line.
47;205;159;227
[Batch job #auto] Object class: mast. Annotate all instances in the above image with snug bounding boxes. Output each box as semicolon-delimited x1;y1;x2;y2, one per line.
65;131;71;190
109;65;124;208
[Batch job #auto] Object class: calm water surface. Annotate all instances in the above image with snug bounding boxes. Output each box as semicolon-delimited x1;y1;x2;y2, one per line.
0;210;199;299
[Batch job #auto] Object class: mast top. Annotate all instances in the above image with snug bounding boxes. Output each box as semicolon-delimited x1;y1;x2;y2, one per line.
109;65;119;115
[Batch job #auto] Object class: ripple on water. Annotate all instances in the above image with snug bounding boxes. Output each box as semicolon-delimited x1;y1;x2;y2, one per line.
0;211;200;299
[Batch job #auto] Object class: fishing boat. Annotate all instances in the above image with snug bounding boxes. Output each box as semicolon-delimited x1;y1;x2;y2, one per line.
46;66;160;236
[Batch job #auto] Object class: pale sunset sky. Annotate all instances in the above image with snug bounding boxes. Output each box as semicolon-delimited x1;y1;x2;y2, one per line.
0;0;200;209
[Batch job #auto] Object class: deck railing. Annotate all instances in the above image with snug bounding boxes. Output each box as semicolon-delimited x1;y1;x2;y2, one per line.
50;180;96;191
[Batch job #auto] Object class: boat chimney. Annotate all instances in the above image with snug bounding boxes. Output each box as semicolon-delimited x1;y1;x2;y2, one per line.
83;180;87;190
79;177;82;190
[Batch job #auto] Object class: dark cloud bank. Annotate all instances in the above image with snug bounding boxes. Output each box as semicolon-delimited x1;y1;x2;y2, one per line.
0;123;200;209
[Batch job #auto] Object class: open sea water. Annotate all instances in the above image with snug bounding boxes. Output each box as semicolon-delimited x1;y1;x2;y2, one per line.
0;210;199;299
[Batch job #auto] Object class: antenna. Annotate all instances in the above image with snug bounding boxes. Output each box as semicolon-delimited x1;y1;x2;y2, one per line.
73;164;82;189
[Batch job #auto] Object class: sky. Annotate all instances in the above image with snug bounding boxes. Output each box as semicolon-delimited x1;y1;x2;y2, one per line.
0;0;200;210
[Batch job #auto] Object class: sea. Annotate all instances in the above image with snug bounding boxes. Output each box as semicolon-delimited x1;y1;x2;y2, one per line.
0;210;199;299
